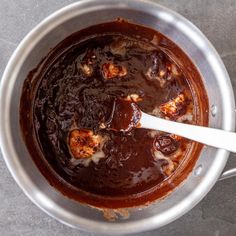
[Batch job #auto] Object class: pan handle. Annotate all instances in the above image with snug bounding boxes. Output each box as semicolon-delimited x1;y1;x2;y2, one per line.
218;107;236;181
218;168;236;181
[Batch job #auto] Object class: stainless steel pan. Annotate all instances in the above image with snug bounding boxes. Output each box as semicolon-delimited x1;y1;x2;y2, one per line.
0;0;235;234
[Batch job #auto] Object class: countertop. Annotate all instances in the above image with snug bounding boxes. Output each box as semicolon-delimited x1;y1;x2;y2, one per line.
0;0;236;235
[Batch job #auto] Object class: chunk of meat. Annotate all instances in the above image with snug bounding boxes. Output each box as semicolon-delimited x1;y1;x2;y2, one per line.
159;93;187;119
153;135;179;155
80;63;93;77
110;39;128;56
124;94;143;102
153;150;176;176
79;50;97;77
110;37;155;56
102;63;127;79
68;129;101;159
146;67;172;88
146;50;174;88
170;64;180;76
161;157;176;176
83;50;96;65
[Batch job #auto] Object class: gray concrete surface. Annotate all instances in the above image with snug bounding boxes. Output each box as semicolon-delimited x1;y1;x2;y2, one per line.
0;0;236;235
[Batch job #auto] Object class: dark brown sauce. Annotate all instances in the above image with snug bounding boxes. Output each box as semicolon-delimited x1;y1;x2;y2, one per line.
105;99;141;132
20;21;208;208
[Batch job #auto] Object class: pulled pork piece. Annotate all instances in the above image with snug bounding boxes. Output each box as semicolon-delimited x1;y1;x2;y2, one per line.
102;63;127;79
146;50;175;88
83;50;96;65
170;63;180;76
110;37;155;56
146;67;172;88
161;156;176;176
79;50;96;77
68;129;101;159
110;38;129;56
80;63;93;77
153;134;179;155
153;150;175;176
159;93;187;119
124;93;143;102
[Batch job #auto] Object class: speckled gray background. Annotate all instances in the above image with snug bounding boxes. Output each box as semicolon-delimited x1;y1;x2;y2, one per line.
1;0;236;235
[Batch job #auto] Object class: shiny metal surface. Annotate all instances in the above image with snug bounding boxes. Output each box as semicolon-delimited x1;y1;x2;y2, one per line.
219;168;236;180
0;0;235;234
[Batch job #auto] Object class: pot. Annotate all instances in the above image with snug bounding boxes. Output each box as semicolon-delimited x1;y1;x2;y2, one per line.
0;0;236;234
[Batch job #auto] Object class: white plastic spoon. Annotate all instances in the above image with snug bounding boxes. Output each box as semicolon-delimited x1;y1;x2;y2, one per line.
106;99;236;153
140;112;236;153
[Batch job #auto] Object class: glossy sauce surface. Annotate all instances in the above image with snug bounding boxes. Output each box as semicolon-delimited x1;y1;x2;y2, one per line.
20;21;208;208
105;99;141;132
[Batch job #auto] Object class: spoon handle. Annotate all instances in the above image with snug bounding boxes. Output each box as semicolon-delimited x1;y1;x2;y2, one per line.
141;112;236;153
